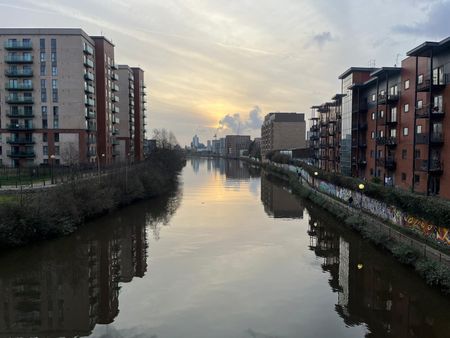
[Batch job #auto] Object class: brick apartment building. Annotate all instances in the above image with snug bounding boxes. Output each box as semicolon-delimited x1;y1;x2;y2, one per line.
309;37;450;198
0;28;147;167
261;112;306;161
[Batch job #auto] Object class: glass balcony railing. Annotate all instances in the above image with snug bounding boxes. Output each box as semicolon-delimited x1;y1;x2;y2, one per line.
6;137;35;144
5;69;33;77
7;108;34;118
6;96;34;104
85;97;95;106
5;83;33;90
84;72;95;81
111;84;119;92
84;58;94;68
85;108;96;119
83;44;94;55
7;123;35;131
111;73;119;81
112;95;119;102
4;41;33;50
84;84;95;94
7;150;36;158
5;55;33;63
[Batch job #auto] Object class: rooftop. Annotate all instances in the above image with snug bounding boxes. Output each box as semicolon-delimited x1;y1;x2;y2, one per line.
338;67;377;80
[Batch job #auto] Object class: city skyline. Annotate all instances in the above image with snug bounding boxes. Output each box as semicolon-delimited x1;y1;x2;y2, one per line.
0;0;448;145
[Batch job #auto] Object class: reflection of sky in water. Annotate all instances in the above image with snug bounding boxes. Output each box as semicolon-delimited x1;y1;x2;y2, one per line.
89;159;366;338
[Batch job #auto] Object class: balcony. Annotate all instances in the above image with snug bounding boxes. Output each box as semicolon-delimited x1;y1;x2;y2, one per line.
416;104;445;119
87;149;97;157
7;123;34;131
6;95;33;104
384;118;398;126
417;74;448;92
85;84;95;94
5;55;33;64
112;127;119;135
111;84;119;92
111;73;119;81
5;82;33;91
112;95;120;103
112;150;120;157
85;97;95;107
377;157;396;170
111;63;119;70
415;159;444;174
358;159;367;167
6;137;35;145
112;139;120;146
84;72;95;81
376;136;397;147
112;106;120;114
7;150;36;158
378;93;399;104
359;142;367;148
112;116;120;124
84;58;94;68
6;108;34;118
87;124;97;132
311;125;319;132
5;69;33;77
319;142;327;149
4;41;33;50
416;132;444;145
83;44;94;55
85;108;96;119
87;138;96;145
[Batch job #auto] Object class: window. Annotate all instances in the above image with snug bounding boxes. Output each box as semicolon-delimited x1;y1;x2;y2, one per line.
43;133;48;142
54;133;59;142
370;150;374;158
51;52;57;62
40;63;46;76
390;129;397;137
402;149;407;159
403;127;409;136
417;100;423;109
52;79;58;103
55;146;60;155
40;79;47;102
370;168;374;176
40;38;45;50
53;106;59;128
379;130;384;138
371;131;375;139
390;85;398;95
418;74;423;84
404;80;410;90
391;107;397;122
52;66;57;76
417;125;422;134
51;38;57;50
43;146;48;155
379;110;384;118
404;103;409;113
378;150;383;159
401;173;407;181
371;112;375;120
414;174;420;184
415;149;421;159
42;106;48;129
372;94;376;102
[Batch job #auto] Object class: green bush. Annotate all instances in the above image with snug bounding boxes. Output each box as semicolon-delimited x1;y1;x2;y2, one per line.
391;243;420;265
415;259;450;293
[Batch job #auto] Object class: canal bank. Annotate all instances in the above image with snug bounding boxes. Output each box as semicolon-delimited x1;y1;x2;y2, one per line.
263;163;450;294
0;149;186;249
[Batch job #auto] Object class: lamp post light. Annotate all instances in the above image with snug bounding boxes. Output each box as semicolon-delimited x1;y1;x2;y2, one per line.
314;171;319;191
358;183;365;209
50;154;56;184
97;153;105;178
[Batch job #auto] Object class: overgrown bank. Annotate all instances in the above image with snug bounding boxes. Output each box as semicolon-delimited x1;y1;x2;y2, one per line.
265;165;450;295
0;149;186;248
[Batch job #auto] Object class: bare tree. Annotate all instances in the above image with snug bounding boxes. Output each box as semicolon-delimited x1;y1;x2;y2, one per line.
153;128;179;149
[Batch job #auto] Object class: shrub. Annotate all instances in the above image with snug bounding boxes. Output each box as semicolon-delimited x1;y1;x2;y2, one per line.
391;243;420;265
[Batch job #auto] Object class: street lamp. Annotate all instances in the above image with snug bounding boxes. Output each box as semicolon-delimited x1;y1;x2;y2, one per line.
97;153;105;178
313;171;318;190
358;183;365;209
50;154;56;184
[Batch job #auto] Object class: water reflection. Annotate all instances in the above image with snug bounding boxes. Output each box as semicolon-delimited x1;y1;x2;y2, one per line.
261;174;304;219
305;201;450;338
0;188;181;338
1;161;450;338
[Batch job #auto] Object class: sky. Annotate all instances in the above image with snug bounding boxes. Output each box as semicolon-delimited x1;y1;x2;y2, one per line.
0;0;449;146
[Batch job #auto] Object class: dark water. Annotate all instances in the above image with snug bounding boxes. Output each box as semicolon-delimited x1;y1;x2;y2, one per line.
0;158;449;338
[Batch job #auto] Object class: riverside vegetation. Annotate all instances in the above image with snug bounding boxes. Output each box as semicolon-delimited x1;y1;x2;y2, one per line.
265;165;450;295
0;148;185;248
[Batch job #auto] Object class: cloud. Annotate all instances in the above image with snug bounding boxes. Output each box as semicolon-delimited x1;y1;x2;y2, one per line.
392;0;450;37
306;32;335;48
218;106;263;134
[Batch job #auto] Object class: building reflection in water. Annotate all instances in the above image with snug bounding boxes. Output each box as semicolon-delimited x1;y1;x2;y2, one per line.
306;203;450;338
0;188;181;338
261;174;304;219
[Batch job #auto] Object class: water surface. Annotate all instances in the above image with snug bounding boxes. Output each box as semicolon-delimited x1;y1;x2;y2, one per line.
0;158;449;338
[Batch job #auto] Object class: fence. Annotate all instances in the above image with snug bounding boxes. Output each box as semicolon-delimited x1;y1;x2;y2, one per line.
0;160;138;189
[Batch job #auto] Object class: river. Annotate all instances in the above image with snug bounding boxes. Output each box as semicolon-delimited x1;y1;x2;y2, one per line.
0;158;449;338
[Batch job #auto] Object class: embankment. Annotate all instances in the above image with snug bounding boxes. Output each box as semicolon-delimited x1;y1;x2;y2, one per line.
263;163;450;294
0;149;185;249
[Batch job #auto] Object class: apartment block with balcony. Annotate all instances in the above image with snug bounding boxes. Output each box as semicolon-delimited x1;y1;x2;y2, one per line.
92;36;120;164
407;37;450;197
261;112;306;161
131;68;146;161
0;28;97;167
117;65;135;162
